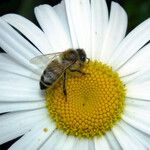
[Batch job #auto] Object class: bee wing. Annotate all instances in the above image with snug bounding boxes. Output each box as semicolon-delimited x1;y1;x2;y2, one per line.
30;52;62;68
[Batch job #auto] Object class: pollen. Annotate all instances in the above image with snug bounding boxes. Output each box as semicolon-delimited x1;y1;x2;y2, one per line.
43;128;48;133
46;61;126;138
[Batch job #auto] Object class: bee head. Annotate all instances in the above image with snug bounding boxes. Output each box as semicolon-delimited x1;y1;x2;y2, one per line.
76;49;86;62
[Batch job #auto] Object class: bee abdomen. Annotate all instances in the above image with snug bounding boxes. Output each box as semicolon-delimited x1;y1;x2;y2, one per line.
40;68;62;90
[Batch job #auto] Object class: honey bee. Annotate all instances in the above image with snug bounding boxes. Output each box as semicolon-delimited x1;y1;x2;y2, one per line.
30;48;89;97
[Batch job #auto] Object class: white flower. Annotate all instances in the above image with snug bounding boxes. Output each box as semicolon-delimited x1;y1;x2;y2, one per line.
0;0;150;149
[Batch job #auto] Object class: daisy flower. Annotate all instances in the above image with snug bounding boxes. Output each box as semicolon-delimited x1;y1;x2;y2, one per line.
0;0;150;149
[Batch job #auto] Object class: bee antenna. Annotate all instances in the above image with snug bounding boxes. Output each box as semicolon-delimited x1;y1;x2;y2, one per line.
86;58;90;64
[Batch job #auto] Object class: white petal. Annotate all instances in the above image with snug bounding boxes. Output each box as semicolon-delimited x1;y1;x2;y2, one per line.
9;118;55;150
88;140;95;150
0;18;41;74
101;2;127;62
127;82;150;100
105;131;121;150
51;132;67;150
126;98;150;110
122;112;150;135
65;0;91;57
0;108;48;145
73;139;89;150
0;70;39;88
0;18;39;58
0;53;39;80
125;104;150;120
109;18;150;69
34;4;72;51
119;43;150;79
120;69;150;84
91;0;108;58
64;0;78;48
62;136;78;150
94;136;111;150
123;103;150;135
0;101;45;113
54;1;72;45
40;130;63;150
112;123;146;150
119;121;150;149
2;14;52;54
0;71;44;102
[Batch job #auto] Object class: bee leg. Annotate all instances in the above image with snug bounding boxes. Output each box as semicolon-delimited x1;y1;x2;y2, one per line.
86;58;90;64
69;69;86;75
40;81;49;90
40;81;47;90
63;71;67;101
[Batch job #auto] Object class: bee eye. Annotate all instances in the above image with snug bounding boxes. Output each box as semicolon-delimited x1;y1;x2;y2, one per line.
80;55;86;62
76;49;86;62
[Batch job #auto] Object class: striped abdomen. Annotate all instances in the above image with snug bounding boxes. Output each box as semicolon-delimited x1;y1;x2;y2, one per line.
40;60;65;90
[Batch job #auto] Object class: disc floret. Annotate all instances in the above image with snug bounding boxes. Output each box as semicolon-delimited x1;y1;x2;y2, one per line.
46;61;126;138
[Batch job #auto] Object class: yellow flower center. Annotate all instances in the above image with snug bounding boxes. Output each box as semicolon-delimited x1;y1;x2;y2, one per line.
46;61;126;138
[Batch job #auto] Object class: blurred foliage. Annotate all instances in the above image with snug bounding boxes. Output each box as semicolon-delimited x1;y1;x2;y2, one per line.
122;0;150;31
0;0;150;31
0;0;61;21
